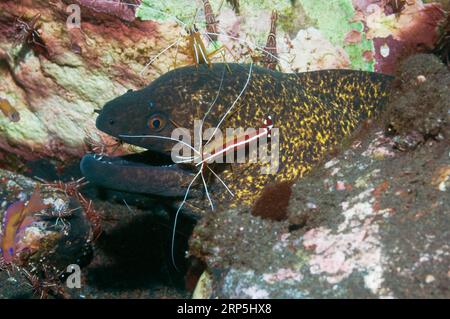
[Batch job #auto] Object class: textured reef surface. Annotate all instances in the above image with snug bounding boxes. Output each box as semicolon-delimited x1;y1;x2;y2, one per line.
0;0;449;299
190;54;450;298
0;0;446;162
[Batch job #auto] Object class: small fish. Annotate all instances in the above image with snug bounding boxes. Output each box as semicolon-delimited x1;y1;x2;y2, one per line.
0;187;48;263
0;98;20;122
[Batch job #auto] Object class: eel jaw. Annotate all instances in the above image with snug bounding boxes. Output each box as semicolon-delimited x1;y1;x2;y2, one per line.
80;150;198;198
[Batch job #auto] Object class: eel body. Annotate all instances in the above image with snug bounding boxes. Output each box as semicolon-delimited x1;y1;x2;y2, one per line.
81;63;392;210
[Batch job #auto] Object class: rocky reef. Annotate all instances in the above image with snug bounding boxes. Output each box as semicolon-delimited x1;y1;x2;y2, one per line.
0;0;166;161
0;0;446;163
0;0;449;299
190;54;450;299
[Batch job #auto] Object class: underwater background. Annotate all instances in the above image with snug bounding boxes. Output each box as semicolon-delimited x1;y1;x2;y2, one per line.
0;0;449;299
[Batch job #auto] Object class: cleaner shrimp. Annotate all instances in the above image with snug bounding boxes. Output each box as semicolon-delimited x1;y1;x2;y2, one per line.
141;0;290;74
90;0;287;269
91;0;289;74
138;0;237;74
118;61;271;270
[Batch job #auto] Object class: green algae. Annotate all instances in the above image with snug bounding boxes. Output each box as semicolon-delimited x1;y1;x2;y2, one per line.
136;0;200;25
299;0;374;71
136;0;375;71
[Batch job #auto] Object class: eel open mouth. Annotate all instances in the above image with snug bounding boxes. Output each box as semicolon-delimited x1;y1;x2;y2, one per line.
80;149;198;197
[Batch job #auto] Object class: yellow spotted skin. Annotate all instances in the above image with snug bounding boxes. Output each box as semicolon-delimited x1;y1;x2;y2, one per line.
164;64;392;208
94;63;392;210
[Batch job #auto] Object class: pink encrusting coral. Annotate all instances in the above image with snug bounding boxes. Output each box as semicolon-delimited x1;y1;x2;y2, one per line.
302;186;393;296
263;268;303;284
352;0;446;73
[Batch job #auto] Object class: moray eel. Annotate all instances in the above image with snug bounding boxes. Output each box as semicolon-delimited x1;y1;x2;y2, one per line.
81;63;392;211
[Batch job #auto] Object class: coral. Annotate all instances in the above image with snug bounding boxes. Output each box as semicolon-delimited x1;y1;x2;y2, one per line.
0;0;444;163
136;0;374;71
0;0;448;299
299;0;374;71
190;55;450;298
191;121;450;297
69;0;142;22
354;0;446;73
0;0;167;161
279;27;352;72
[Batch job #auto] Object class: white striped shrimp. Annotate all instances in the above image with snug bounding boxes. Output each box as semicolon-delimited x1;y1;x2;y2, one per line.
91;1;290;270
119;61;256;270
93;0;291;74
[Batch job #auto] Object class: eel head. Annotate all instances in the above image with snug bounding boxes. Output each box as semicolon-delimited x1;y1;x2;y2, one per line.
80;64;241;197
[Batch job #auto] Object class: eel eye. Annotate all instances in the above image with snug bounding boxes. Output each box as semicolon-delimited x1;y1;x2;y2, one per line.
148;113;166;131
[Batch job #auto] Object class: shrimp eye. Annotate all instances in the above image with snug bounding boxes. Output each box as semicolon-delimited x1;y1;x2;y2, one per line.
148;113;166;131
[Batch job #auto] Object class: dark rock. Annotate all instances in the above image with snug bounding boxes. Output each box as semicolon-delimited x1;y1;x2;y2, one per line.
189;55;450;298
384;54;450;142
